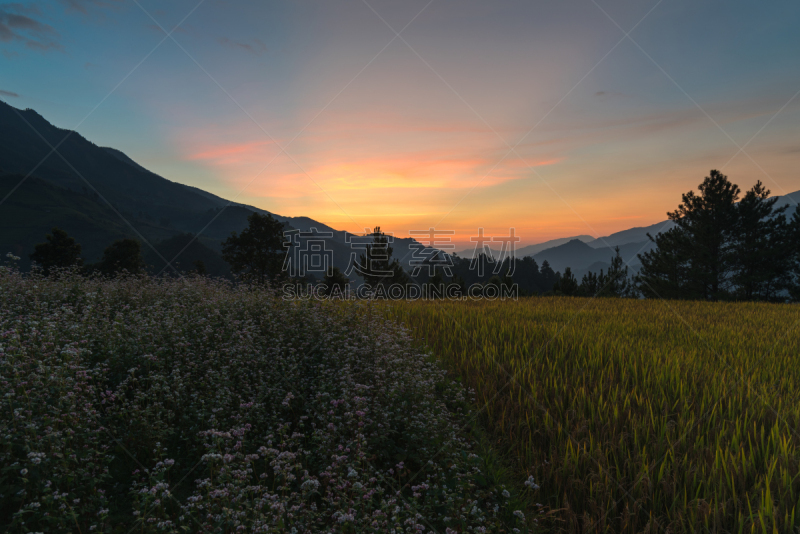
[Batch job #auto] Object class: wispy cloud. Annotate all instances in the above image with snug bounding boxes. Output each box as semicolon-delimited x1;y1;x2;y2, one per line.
0;5;61;52
1;3;42;16
218;36;268;56
594;90;629;98
145;23;187;35
58;0;121;15
0;89;20;97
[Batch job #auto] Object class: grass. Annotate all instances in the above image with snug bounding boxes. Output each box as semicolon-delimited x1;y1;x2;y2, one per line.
381;296;800;533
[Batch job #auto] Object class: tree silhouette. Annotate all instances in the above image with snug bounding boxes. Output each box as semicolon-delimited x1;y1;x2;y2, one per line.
636;226;693;299
637;170;800;301
29;227;83;275
450;273;467;297
731;181;791;301
357;226;408;288
97;238;146;276
670;170;740;300
789;208;800;302
578;270;601;297
322;267;349;297
553;267;578;296
193;259;207;275
539;260;558;291
426;270;446;299
222;212;286;284
638;170;739;300
598;247;633;297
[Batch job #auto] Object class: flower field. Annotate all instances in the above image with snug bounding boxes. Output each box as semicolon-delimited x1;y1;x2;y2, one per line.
382;297;800;533
0;269;530;533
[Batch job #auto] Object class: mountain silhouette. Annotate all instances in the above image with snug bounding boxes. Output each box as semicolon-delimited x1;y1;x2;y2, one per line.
531;238;656;277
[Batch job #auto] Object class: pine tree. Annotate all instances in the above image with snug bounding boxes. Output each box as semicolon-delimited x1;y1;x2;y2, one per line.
358;226;409;288
598;247;632;297
578;270;600;297
636;227;695;299
637;170;739;300
788;208;800;302
670;170;740;300
553;267;578;296
638;171;798;301
731;181;790;301
539;260;558;292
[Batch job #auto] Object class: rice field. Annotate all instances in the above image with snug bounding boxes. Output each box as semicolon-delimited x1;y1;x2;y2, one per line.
381;297;800;533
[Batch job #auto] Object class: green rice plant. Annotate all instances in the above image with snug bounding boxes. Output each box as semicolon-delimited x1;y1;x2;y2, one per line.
381;297;800;533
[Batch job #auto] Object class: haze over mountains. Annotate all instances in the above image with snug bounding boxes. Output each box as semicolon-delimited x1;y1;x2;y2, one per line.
2;100;798;281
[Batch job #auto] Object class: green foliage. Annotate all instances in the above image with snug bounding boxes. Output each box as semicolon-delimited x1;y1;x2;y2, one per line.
451;272;468;296
29;227;83;274
221;212;286;284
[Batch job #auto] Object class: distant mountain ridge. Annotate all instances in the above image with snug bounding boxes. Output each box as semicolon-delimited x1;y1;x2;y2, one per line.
532;238;655;278
455;235;595;259
586;221;675;249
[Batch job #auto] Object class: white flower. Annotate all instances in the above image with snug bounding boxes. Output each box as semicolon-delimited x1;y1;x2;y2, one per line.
524;475;539;490
301;479;320;492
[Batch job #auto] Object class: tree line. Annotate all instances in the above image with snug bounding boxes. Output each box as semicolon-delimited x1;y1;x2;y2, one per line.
20;170;800;302
636;170;799;301
539;170;800;301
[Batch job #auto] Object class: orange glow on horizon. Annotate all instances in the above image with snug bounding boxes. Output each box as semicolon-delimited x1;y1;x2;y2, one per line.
166;91;800;248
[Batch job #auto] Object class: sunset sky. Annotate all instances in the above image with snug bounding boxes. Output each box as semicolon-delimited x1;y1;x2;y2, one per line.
3;0;800;246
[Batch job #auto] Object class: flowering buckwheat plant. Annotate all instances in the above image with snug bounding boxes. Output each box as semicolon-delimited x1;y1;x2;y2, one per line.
0;267;535;533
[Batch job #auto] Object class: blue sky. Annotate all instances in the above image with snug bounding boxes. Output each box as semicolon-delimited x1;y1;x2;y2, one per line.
2;0;800;244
